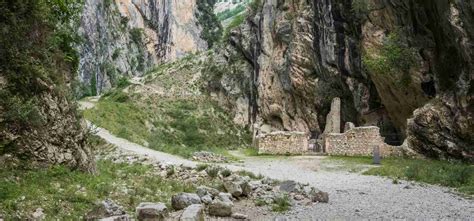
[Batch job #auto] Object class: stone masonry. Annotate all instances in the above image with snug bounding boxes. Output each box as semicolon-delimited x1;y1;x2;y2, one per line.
257;131;309;155
325;126;402;157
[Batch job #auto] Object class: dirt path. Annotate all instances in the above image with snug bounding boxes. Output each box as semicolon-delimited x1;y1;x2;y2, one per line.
79;100;473;219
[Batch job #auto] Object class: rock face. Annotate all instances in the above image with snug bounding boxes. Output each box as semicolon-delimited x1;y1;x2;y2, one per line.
211;0;473;161
78;0;208;94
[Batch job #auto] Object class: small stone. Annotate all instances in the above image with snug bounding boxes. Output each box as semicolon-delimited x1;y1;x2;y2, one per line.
274;216;288;221
208;200;233;217
200;195;213;204
32;208;45;220
136;202;168;221
180;204;205;221
310;190;329;203
293;194;304;201
231;213;248;219
86;200;125;220
171;193;202;210
99;215;130;221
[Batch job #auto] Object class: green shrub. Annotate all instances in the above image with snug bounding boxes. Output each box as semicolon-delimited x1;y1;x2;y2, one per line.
237;170;263;180
272;194;291;212
254;197;267;206
221;168;232;177
196;164;209;172
206;166;221;178
351;0;371;19
363;32;418;84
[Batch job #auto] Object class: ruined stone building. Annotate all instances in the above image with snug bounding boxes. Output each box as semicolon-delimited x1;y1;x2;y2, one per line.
257;98;402;157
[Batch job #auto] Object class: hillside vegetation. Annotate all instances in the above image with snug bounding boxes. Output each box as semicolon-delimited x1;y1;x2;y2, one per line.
83;54;251;158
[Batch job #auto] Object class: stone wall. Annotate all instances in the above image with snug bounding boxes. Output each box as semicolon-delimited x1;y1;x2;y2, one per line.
325;126;402;157
257;131;309;155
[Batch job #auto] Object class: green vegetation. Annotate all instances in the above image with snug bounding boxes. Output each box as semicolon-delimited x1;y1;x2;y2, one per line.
237;170;263;180
351;0;371;20
196;0;223;48
217;4;247;21
223;14;246;39
328;156;474;195
196;164;210;172
363;32;418;85
221;168;232;177
84;97;251;158
271;194;291;212
0;160;195;219
206;166;221;178
0;0;83;135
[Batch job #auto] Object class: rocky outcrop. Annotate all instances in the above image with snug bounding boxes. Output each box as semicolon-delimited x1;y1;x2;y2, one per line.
78;0;207;95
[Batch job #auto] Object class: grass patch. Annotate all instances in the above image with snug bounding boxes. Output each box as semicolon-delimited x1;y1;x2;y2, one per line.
271;194;291;212
237;170;263;180
328;156;474;195
0;160;195;219
84;96;251;158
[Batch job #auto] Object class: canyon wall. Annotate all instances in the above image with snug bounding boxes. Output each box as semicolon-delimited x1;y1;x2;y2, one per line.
78;0;207;95
213;0;473;161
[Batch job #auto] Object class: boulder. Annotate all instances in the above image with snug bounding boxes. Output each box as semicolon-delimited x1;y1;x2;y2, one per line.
136;202;168;221
217;192;233;203
279;180;300;193
208;200;233;217
86;199;126;220
223;181;242;197
196;186;219;197
224;176;252;197
171;193;202;210
180;204;205;221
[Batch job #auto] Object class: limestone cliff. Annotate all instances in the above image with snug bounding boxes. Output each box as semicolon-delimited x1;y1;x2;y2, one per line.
212;0;473;161
78;0;208;95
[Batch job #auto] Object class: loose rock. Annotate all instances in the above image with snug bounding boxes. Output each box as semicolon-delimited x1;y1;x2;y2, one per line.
180;204;205;221
208;200;233;217
231;213;248;219
136;202;168;221
171;193;202;210
32;208;45;221
86;199;126;220
310;190;329;203
196;186;219;197
99;215;130;221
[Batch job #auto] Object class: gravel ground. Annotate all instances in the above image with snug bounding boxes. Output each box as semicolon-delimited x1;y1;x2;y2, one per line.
234;156;473;220
80;101;473;220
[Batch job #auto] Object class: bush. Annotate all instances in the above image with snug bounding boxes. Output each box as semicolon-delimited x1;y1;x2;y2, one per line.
363;32;418;85
221;168;232;177
206;166;221;178
196;164;209;172
272;194;291;212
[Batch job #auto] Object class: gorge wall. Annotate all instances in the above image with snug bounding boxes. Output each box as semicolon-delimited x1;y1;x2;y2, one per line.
211;0;473;161
78;0;208;95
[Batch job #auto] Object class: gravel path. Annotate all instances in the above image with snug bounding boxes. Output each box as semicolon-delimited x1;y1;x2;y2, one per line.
80;101;473;220
235;155;473;220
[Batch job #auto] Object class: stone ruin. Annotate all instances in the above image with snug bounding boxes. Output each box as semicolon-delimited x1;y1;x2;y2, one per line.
256;97;403;157
257;131;309;155
324;126;402;157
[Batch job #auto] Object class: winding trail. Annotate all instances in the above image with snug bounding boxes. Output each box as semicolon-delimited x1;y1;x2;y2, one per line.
80;100;473;219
